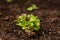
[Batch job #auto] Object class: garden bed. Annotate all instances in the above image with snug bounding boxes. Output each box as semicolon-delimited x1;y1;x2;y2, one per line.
0;0;60;40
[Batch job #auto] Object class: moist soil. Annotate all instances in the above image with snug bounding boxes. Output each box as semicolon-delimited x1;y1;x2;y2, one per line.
0;0;60;40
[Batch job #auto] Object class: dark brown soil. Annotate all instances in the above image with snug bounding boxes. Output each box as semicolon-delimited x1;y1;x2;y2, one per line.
0;0;60;40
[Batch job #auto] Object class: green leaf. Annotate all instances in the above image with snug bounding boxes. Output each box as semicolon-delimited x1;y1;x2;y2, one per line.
22;26;26;29
32;4;37;9
27;7;33;11
34;26;40;30
27;4;37;11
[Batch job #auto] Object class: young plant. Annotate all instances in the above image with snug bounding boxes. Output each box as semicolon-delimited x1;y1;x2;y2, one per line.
6;0;14;2
15;14;40;34
27;4;37;11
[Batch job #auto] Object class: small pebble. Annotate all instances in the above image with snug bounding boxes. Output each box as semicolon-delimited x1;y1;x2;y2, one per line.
4;16;9;20
0;38;2;40
18;31;22;35
42;32;45;34
49;32;52;34
57;31;60;34
13;30;16;32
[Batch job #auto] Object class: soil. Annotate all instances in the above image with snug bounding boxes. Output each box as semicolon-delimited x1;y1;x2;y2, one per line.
0;0;60;40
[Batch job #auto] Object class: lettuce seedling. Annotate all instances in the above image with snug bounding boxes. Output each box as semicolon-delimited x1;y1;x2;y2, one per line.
27;4;37;11
15;14;40;33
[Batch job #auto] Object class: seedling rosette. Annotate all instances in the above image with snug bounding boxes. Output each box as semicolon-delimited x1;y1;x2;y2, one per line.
15;14;40;34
